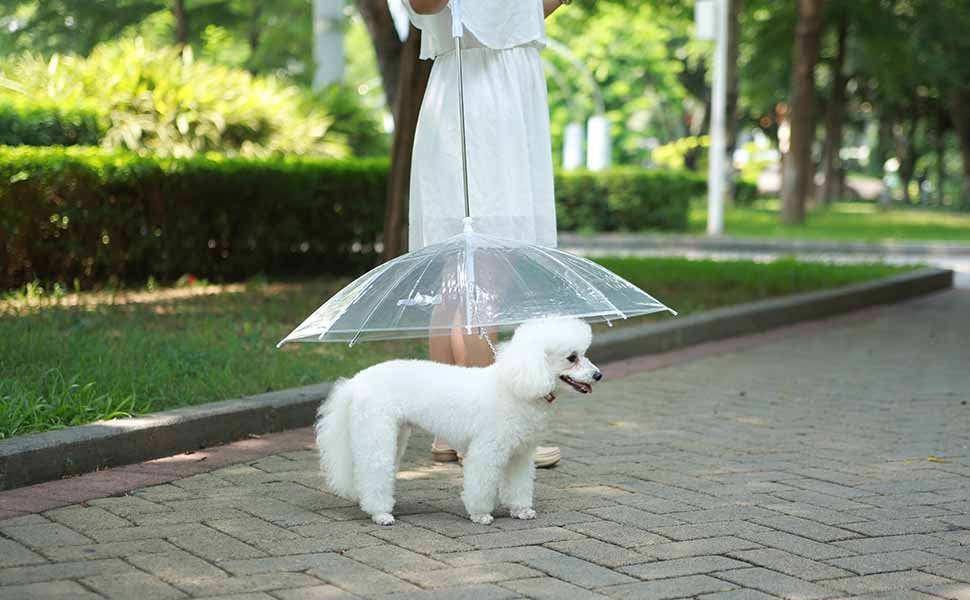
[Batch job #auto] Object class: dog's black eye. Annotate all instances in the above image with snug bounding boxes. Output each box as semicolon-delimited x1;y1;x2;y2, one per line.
567;353;578;363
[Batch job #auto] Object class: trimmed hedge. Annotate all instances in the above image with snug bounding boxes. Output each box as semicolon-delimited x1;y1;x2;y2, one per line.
1;147;386;289
0;101;105;147
2;146;719;288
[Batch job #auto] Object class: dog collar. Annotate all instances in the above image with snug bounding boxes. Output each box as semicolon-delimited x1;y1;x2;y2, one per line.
543;393;556;403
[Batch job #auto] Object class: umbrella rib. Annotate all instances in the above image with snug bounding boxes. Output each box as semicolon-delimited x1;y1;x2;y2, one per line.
393;246;443;327
344;254;434;345
530;245;627;320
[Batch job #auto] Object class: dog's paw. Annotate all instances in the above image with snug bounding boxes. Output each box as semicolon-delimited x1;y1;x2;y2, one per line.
469;513;494;525
510;507;537;520
371;513;395;526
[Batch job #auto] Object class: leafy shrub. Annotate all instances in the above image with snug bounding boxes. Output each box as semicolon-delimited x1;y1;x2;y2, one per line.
0;99;105;146
556;168;697;232
651;136;759;205
1;147;708;288
0;38;347;158
0;146;385;289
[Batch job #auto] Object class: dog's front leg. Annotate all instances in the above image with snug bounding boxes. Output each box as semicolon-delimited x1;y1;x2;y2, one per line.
500;447;536;520
460;450;504;525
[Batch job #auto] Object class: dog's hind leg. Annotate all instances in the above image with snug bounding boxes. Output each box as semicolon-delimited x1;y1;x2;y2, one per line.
500;447;537;520
351;412;399;526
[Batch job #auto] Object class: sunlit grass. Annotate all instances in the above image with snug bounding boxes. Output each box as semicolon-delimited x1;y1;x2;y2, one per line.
0;257;914;439
687;198;970;243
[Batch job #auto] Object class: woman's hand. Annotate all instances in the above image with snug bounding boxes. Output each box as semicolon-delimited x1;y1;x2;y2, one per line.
409;0;449;15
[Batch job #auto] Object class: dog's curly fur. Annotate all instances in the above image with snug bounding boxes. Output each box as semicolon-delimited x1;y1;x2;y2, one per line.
315;317;600;525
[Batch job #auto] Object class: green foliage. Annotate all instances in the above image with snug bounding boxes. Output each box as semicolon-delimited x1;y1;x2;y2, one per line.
0;145;387;289
315;84;390;158
545;3;693;166
555;168;698;232
0;98;105;146
651;136;759;205
0;38;347;158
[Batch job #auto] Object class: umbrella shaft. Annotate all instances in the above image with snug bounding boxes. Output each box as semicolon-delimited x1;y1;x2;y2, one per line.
455;35;471;219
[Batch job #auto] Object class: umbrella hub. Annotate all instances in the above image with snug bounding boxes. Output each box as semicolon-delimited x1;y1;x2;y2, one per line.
462;216;474;233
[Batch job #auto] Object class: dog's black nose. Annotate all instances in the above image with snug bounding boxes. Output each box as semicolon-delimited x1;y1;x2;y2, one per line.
593;371;602;381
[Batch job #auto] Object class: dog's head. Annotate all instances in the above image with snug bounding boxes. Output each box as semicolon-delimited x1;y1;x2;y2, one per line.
496;317;601;402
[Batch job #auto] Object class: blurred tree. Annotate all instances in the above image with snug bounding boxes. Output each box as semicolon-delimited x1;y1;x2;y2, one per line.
781;0;825;225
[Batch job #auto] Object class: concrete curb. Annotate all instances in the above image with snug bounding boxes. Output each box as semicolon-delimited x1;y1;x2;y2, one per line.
559;232;970;258
0;384;330;491
0;267;952;491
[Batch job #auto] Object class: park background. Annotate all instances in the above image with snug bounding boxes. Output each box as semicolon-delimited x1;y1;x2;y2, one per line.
2;0;970;439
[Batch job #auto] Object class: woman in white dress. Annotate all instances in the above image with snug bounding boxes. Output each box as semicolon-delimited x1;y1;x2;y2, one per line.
405;0;569;467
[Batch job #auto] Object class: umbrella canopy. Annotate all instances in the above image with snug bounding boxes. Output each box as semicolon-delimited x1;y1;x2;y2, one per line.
278;218;675;346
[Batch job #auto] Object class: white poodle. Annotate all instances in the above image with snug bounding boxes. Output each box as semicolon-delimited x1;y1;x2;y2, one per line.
315;317;601;526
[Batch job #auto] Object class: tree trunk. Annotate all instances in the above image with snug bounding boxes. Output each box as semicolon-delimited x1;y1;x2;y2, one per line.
249;0;263;54
380;26;432;262
356;0;405;111
935;109;947;205
894;120;916;204
725;0;743;201
821;13;848;204
781;0;825;225
172;0;188;47
950;88;970;208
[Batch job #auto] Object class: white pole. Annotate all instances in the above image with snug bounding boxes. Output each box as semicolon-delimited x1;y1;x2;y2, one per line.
706;0;728;236
312;0;345;90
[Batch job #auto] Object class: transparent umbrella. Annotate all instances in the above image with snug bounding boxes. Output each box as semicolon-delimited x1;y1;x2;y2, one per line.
277;0;675;347
277;219;675;346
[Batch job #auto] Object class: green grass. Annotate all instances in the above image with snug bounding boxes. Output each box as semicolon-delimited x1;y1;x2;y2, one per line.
0;257;914;439
687;198;970;243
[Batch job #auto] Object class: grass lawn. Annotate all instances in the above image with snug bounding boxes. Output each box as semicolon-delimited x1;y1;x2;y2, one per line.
687;198;970;243
0;257;913;439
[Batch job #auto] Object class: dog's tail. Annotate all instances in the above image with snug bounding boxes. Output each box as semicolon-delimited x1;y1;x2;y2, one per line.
315;378;358;501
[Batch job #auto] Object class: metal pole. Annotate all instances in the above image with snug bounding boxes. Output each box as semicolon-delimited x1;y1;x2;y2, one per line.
455;36;471;219
707;0;728;235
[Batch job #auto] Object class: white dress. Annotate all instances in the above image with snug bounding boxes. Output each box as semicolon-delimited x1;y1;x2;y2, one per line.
405;0;557;252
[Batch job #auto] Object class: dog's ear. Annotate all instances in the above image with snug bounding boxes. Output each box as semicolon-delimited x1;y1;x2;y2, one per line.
496;336;554;400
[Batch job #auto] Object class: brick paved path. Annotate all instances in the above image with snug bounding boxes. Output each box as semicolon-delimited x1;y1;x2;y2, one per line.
2;290;969;599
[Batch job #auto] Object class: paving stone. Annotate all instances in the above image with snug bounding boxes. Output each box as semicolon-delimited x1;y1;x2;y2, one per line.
0;537;46;567
564;520;669;548
456;526;584;549
306;553;421;596
179;573;324;597
500;576;611;599
220;553;345;575
698;590;780;600
917;582;970;599
88;496;172;516
343;544;449;574
752;515;860;542
379;583;520;600
518;552;638;588
729;548;854;580
1;522;94;548
165;524;267;561
738;531;855;560
272;585;360;599
828;550;944;575
44;538;179;561
834;534;943;553
582;505;685;529
599;574;737;600
545;538;653;567
81;571;187;599
840;518;952;537
638;536;762;560
652;520;772;541
44;505;131;531
366;523;474;553
822;570;953;595
397;562;541;588
127;549;228;583
0;558;135;585
716;567;840;599
922;561;970;583
432;545;564;567
1;580;103;599
618;555;748;580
